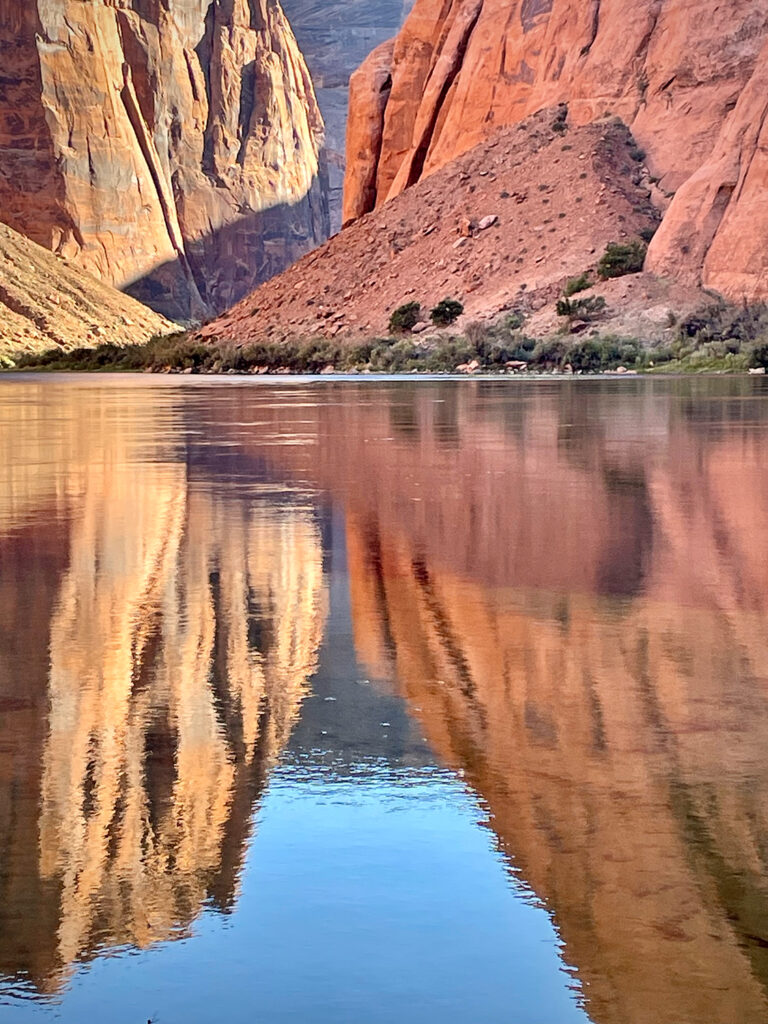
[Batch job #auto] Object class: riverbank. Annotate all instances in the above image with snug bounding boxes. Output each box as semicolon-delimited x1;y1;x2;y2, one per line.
9;300;768;376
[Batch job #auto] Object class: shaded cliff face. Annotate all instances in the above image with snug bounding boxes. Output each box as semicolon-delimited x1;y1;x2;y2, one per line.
0;386;326;992
0;0;329;320
343;0;768;301
282;0;412;231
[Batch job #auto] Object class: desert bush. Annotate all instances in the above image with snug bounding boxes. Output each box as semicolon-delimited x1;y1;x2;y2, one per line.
680;303;768;347
556;295;607;321
597;240;646;279
568;336;642;372
430;298;464;326
563;273;592;297
746;338;768;369
388;301;421;333
530;338;570;369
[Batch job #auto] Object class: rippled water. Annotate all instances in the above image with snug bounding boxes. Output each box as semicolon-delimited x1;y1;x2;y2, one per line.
1;374;768;1024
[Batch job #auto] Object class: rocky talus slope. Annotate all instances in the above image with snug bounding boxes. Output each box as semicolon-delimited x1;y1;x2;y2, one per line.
0;0;328;320
343;0;768;303
0;224;173;361
200;113;667;344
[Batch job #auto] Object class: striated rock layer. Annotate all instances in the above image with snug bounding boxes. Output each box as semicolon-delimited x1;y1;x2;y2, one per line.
0;0;329;320
343;0;768;302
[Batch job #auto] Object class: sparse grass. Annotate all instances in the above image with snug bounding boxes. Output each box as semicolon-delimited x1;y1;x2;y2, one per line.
556;295;606;321
563;273;592;297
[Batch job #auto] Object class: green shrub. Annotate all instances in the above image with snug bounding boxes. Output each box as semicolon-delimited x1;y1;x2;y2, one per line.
503;311;525;330
680;304;768;347
389;301;421;333
747;338;768;369
530;338;569;369
639;225;658;244
567;336;642;372
563;273;592;297
568;338;619;372
597;240;647;280
430;298;464;326
556;295;606;321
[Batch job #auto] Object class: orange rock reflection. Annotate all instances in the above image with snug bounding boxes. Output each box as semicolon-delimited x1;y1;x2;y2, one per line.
328;382;768;1024
0;387;326;992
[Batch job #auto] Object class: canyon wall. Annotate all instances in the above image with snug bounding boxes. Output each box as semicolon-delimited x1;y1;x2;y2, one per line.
282;0;412;231
0;0;329;320
343;0;768;302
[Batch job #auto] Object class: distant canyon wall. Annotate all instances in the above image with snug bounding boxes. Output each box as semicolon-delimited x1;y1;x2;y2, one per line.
282;0;412;232
343;0;768;302
0;0;329;320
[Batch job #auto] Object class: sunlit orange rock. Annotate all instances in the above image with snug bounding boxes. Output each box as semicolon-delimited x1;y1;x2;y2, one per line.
343;0;768;302
0;0;329;319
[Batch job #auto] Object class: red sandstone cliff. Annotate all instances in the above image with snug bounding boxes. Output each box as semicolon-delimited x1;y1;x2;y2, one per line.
0;0;329;320
343;0;768;303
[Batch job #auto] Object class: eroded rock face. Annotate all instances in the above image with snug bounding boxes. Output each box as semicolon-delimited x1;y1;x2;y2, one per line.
281;0;411;232
343;0;768;301
0;0;329;319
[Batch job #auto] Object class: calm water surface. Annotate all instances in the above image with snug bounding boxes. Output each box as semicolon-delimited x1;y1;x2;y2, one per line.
1;375;768;1023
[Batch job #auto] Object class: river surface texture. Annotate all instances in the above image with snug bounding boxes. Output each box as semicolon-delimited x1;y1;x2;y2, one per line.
1;375;768;1024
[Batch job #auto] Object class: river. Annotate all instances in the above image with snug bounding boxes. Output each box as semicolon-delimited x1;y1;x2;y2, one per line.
1;375;767;1023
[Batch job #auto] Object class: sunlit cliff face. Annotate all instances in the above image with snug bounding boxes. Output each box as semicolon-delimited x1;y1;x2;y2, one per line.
0;386;327;993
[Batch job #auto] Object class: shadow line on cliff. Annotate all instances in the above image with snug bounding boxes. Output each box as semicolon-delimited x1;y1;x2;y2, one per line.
123;175;329;322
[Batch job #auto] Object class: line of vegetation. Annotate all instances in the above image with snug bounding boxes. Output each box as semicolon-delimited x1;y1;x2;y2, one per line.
9;303;768;377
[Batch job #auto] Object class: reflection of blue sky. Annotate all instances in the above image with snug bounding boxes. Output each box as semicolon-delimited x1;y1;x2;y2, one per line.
8;765;589;1024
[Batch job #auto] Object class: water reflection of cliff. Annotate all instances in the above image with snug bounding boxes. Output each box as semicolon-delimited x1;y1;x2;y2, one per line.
213;380;768;1024
0;386;326;993
322;383;768;1024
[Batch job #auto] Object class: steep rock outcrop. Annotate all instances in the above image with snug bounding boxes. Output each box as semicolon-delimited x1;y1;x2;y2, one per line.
0;222;173;360
343;0;768;301
646;38;768;302
0;0;329;319
282;0;410;231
